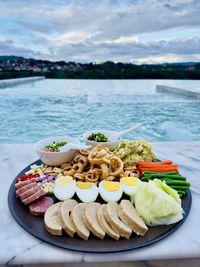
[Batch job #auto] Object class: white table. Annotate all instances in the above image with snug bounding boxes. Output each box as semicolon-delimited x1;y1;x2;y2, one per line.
0;143;200;266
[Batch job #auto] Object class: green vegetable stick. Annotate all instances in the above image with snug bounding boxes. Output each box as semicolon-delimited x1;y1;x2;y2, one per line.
165;181;190;186
143;171;177;175
147;174;186;180
147;177;180;183
170;185;189;190
177;190;186;196
141;177;149;182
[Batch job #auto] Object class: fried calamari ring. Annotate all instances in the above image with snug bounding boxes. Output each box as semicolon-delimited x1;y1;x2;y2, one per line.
60;162;73;169
63;169;76;176
77;156;88;168
63;164;74;171
109;156;124;177
79;149;90;157
45;145;125;184
88;144;112;166
100;163;109;180
74;173;85;181
72;162;85;173
85;168;101;182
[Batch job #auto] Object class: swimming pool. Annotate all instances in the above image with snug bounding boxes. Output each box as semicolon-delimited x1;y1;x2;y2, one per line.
0;79;200;143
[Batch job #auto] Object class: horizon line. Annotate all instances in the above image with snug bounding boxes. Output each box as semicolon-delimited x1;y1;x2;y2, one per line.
0;55;199;66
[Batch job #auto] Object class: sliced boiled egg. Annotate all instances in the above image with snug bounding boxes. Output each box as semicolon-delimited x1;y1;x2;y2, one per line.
53;176;76;201
76;182;99;203
99;180;122;202
120;177;141;196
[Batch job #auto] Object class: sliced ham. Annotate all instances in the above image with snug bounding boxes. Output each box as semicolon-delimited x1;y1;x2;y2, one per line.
19;185;40;200
29;196;54;216
16;182;37;196
22;189;46;205
15;178;37;189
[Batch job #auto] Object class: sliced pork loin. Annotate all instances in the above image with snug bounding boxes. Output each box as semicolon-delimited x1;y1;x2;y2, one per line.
44;202;62;236
71;203;90;240
105;202;132;239
118;200;148;236
29;196;54;216
97;204;120;240
83;203;105;240
59;199;78;237
22;188;46;205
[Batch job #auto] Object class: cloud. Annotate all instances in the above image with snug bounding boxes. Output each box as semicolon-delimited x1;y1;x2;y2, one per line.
104;35;139;45
0;36;44;58
0;0;200;63
54;36;200;63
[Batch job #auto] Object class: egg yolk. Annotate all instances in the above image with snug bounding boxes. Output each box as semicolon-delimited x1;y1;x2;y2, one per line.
121;177;137;186
104;181;120;192
77;182;93;189
55;176;73;186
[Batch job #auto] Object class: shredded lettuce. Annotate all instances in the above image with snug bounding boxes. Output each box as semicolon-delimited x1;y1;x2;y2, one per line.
130;179;183;226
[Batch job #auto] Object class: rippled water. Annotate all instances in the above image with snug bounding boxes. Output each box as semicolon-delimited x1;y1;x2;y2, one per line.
0;79;200;143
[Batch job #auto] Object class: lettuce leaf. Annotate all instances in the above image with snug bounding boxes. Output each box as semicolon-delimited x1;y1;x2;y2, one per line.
130;179;183;226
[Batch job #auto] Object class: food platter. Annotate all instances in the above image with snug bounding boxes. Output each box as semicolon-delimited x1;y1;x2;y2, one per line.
8;159;192;253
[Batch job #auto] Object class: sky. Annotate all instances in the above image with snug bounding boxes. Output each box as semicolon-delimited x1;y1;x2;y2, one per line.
0;0;200;64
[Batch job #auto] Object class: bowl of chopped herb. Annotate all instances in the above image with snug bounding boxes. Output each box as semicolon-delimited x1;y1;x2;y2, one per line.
34;136;80;166
83;130;121;151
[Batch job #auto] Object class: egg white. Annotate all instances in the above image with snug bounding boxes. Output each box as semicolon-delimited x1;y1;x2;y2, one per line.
120;178;141;196
99;180;123;202
76;183;99;203
53;180;76;201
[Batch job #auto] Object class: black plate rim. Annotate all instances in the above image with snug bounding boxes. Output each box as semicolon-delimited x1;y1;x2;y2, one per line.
8;160;192;253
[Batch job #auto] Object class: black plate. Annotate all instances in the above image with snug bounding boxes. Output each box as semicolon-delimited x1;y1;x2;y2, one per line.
8;160;192;253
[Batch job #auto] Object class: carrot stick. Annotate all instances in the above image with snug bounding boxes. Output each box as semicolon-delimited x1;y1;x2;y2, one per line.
139;165;179;177
140;166;178;172
138;160;173;168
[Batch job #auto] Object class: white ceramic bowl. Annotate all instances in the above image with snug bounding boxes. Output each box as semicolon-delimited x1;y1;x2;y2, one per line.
83;130;121;151
34;136;80;166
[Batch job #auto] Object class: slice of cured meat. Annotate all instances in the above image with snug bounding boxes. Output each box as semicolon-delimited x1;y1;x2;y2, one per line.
22;188;46;205
15;178;37;189
16;182;37;196
19;185;39;200
29;196;54;216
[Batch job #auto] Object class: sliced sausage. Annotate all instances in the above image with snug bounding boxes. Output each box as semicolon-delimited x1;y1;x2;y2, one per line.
29;196;54;216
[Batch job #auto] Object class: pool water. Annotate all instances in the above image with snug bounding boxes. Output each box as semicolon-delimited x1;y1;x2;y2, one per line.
0;79;200;143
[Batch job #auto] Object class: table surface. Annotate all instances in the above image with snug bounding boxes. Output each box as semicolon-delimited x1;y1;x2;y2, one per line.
0;142;200;265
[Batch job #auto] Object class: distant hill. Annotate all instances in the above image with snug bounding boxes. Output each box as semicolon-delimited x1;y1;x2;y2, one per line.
0;55;200;80
0;55;199;66
0;55;26;61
